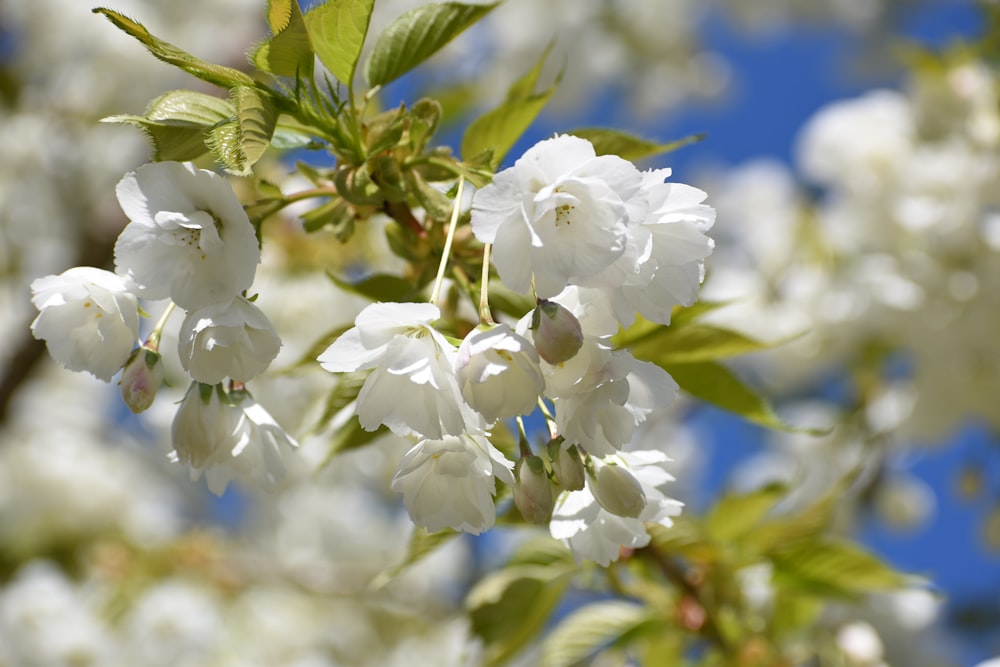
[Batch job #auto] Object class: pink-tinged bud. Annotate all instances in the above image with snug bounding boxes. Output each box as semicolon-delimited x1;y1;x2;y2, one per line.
119;347;164;414
513;455;557;525
547;439;586;491
590;460;646;518
530;299;584;365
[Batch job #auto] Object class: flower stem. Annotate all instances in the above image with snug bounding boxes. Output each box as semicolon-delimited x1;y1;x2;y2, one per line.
146;302;177;351
479;243;495;325
429;176;466;306
537;398;559;440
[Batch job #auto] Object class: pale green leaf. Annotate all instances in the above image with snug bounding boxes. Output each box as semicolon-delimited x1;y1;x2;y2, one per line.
461;44;558;166
102;116;213;162
663;361;789;431
704;483;787;543
365;2;498;87
369;527;459;587
326;271;425;302
252;0;314;78
771;538;909;597
93;8;256;89
568;128;705;161
617;316;774;364
468;565;573;666
206;119;244;173
143;89;235;123
318;417;385;468
540;600;656;667
310;370;367;437
234;86;279;172
303;0;375;85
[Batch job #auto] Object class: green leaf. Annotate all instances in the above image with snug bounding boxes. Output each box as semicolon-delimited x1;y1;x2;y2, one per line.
300;197;355;237
310;370;367;436
662;361;798;432
468;565;573;666
93;8;256;89
327;271;425;302
567;128;705;161
365;2;498;87
252;0;314;78
207;87;279;175
540;600;656;667
318;416;385;468
704;483;787;543
461;45;559;166
303;0;375;85
370;527;460;587
621;320;775;364
101;90;235;161
770;538;909;598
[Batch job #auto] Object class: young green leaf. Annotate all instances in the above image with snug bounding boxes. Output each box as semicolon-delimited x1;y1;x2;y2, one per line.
770;538;909;597
704;483;787;543
468;565;573;666
461;45;560;166
103;88;234;161
662;361;793;432
540;601;657;667
93;8;256;89
365;2;498;87
303;0;375;85
252;0;314;78
567;128;705;162
326;271;425;302
621;320;775;364
369;527;460;588
207;87;279;175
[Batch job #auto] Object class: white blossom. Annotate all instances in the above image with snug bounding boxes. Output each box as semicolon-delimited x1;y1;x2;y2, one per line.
471;134;641;298
455;323;544;421
391;433;515;534
171;383;298;496
318;301;475;439
30;266;139;381
178;297;282;384
550;450;682;565
114;161;260;310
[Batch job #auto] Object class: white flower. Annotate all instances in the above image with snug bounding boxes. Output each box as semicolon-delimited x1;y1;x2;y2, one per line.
554;355;679;456
391;433;515;534
30;266;139;381
178;297;281;384
605;176;716;326
471;134;641;298
318;301;474;439
550;450;682;565
170;383;298;496
456;323;544;421
114;161;260;310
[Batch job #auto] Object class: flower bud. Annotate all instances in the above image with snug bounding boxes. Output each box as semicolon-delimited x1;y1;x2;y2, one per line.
119;347;164;413
590;459;646;518
513;455;557;525
530;299;583;365
547;439;586;491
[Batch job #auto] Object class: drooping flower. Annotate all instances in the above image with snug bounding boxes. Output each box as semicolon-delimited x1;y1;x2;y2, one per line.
550;450;683;565
455;323;544;422
114;161;260;310
170;383;298;496
391;433;515;534
30;267;139;381
471;134;642;298
178;297;281;384
318;301;476;439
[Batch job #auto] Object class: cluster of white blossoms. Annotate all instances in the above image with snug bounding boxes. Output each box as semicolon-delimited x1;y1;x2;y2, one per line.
320;135;714;563
30;161;297;495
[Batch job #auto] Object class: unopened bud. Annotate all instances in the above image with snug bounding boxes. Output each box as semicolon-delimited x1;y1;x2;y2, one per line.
513;455;557;525
119;347;164;413
590;460;646;518
530;299;583;365
547;439;586;491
